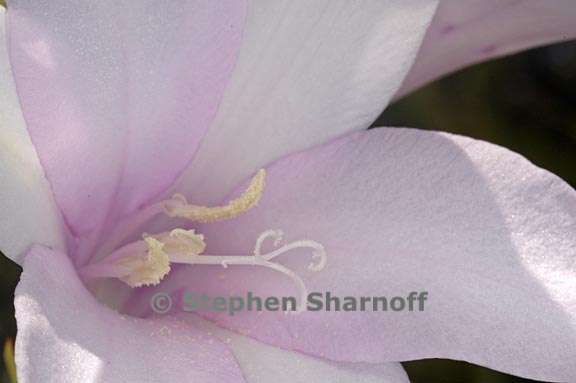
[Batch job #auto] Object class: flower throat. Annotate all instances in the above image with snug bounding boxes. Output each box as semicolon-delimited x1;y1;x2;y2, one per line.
80;169;326;308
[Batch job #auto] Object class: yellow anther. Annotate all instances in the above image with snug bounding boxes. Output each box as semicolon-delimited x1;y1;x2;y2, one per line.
162;229;206;255
117;237;171;288
107;230;205;288
163;169;266;223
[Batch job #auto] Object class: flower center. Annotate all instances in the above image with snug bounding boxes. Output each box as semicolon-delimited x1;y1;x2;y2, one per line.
80;169;326;308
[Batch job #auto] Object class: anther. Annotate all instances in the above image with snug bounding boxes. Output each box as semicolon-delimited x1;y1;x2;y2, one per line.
163;169;266;223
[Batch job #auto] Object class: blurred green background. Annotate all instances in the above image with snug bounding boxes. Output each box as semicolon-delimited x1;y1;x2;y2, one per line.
0;40;574;383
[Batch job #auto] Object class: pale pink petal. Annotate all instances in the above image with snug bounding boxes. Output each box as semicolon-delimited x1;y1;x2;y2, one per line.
147;128;576;382
0;7;64;262
185;316;410;383
15;245;246;383
172;0;438;206
397;0;576;98
7;0;246;239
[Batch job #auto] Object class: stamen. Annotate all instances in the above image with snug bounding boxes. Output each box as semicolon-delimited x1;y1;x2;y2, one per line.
158;229;206;255
116;237;171;288
163;169;266;223
80;230;204;287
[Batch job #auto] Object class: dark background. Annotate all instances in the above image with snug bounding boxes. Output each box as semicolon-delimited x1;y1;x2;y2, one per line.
0;41;575;383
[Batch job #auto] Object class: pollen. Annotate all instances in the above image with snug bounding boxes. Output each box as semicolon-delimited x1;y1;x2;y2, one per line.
163;169;266;223
117;237;171;288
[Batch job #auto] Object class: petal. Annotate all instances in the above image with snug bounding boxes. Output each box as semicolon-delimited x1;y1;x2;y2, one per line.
7;0;246;238
397;0;576;98
172;0;438;205
0;7;64;262
15;245;246;383
147;128;576;382
185;316;410;383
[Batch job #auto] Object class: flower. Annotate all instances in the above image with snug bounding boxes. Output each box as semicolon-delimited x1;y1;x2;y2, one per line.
1;1;575;382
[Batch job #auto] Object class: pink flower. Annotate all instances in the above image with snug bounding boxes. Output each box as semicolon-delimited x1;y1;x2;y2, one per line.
1;1;575;382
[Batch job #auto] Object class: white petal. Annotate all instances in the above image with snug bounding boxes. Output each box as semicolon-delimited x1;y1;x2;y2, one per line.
174;0;438;204
397;0;576;98
15;246;246;383
150;127;576;381
7;0;245;239
186;316;410;383
0;7;64;262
